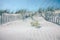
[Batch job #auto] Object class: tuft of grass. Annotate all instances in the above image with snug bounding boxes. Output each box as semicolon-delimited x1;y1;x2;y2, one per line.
31;20;40;28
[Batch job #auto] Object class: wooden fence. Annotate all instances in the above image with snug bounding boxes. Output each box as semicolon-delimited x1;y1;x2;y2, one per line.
0;13;22;24
0;13;60;25
45;15;60;25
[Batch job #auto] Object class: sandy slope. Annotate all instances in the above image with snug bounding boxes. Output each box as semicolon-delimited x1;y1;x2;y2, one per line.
0;17;60;40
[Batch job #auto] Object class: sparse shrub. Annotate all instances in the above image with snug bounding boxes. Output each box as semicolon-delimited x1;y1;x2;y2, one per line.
31;20;40;28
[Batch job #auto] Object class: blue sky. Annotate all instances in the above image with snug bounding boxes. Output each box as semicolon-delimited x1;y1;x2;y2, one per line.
0;0;60;11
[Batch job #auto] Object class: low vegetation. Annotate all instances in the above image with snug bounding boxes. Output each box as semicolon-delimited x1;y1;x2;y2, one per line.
0;7;60;25
31;20;40;28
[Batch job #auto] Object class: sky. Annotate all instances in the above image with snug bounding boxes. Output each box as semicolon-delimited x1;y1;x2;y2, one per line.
0;0;60;11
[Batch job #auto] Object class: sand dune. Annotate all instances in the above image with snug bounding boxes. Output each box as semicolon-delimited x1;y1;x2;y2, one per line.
0;17;60;40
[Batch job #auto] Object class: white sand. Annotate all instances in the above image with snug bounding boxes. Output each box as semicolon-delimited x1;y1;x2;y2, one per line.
0;17;60;40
